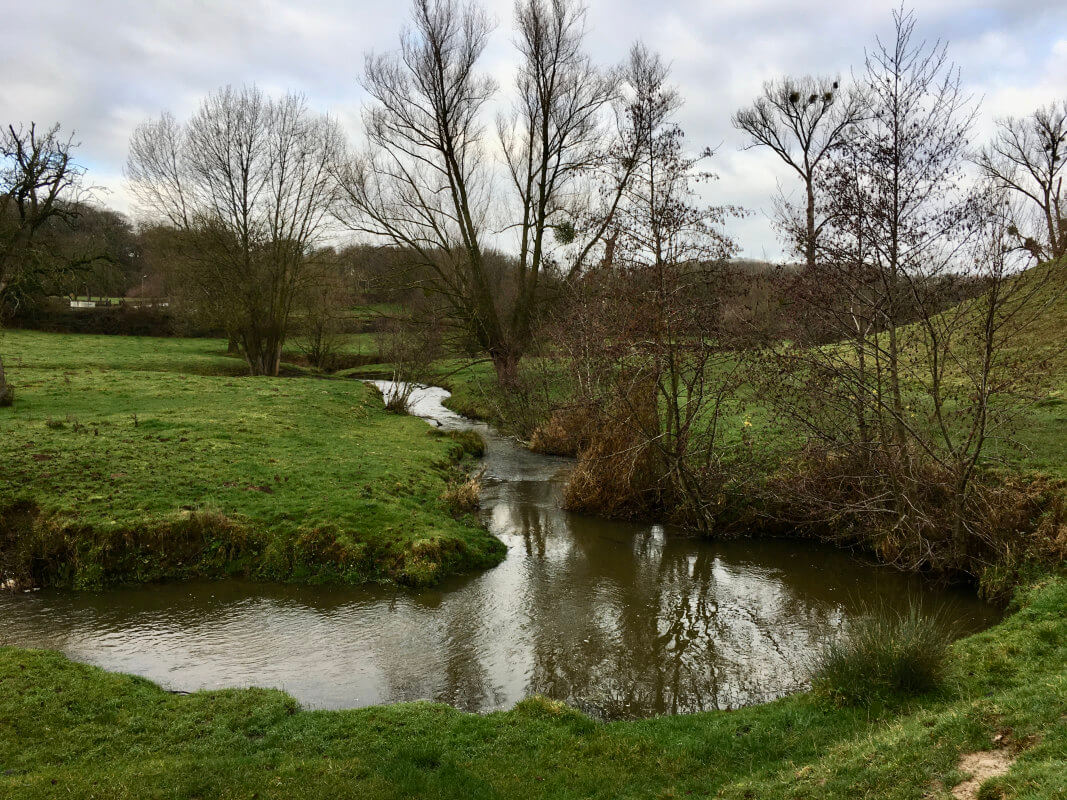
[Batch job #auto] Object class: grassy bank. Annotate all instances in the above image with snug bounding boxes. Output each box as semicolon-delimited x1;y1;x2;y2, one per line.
425;264;1067;597
0;576;1064;798
0;330;503;588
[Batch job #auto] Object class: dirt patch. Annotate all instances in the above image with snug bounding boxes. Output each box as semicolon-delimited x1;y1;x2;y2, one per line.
951;748;1014;800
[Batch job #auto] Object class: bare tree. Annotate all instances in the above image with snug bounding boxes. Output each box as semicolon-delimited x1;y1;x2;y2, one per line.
336;0;621;385
128;86;344;376
496;0;618;376
335;0;499;371
733;76;865;268
850;9;980;453
555;50;741;530
1;123;87;405
975;100;1067;262
761;10;1052;574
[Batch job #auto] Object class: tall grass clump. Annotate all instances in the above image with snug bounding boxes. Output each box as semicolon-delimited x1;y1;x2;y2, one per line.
811;602;957;706
445;429;485;458
441;470;483;517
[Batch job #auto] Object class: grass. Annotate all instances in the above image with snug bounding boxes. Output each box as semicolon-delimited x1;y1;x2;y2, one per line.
0;329;503;588
0;280;1063;795
0;576;1064;798
811;602;957;706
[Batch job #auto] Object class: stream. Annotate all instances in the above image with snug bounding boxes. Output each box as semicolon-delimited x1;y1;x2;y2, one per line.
0;382;1001;718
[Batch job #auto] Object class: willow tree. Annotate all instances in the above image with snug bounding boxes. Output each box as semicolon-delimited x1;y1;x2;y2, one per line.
127;87;344;376
336;0;620;384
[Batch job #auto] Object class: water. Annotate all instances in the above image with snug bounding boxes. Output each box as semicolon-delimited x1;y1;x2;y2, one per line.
0;383;1000;718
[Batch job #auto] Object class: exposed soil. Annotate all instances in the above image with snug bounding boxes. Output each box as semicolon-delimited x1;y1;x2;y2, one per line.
951;748;1015;800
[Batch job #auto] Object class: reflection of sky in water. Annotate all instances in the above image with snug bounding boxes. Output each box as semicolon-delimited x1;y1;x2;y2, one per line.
0;383;1001;718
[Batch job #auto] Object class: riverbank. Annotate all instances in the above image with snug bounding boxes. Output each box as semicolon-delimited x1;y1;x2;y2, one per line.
0;330;503;589
1;576;1064;798
426;284;1067;599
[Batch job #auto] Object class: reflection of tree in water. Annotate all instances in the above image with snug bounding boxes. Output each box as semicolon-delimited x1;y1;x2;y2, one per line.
514;490;552;560
521;519;846;719
427;597;503;712
0;388;1002;715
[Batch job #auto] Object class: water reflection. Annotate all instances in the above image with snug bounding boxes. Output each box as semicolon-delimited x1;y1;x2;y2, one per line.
0;384;1000;717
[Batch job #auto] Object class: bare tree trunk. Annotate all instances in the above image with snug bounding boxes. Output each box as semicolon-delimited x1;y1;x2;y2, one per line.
491;348;522;390
241;332;283;377
0;354;12;407
805;178;817;269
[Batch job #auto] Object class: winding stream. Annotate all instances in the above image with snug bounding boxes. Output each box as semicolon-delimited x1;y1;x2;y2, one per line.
0;382;1000;718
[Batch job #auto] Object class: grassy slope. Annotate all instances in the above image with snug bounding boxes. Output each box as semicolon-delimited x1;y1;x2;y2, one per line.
1;577;1064;799
988;262;1067;477
438;263;1067;480
0;330;503;587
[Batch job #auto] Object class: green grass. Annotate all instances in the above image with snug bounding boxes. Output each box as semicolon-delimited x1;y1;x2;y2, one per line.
1;576;1064;798
434;263;1067;482
0;281;1063;796
0;329;503;588
811;602;956;706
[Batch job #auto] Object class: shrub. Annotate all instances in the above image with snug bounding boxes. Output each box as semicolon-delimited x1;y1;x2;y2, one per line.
810;602;956;706
529;404;597;457
562;397;662;522
11;305;203;337
382;382;416;414
441;471;482;517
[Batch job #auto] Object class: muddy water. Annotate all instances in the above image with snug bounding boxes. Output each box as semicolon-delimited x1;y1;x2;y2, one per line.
0;383;1000;718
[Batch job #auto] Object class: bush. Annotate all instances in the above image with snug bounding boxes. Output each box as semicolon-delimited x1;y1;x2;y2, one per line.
10;305;206;337
441;471;482;517
810;602;956;706
529;404;597;457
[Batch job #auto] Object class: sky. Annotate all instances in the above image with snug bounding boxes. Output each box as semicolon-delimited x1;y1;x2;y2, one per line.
2;0;1065;259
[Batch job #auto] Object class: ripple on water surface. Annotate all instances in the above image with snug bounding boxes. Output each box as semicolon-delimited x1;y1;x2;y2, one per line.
0;383;1002;718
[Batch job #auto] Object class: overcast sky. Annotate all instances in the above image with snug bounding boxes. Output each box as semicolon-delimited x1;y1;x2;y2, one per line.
2;0;1065;258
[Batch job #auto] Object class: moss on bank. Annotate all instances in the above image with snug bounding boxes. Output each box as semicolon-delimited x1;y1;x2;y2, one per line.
0;330;503;589
1;577;1064;798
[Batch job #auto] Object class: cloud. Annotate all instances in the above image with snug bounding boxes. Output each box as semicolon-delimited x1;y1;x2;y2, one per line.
2;0;1064;258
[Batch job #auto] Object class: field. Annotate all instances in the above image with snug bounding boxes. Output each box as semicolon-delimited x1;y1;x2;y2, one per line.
0;330;503;589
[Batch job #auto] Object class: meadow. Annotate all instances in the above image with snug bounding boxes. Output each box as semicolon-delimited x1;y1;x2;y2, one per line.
0;330;502;589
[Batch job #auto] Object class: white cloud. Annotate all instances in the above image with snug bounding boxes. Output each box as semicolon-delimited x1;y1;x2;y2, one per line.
2;0;1064;258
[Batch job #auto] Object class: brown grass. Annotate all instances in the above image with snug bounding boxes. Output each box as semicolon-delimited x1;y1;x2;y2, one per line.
528;404;598;457
441;471;483;517
763;448;1067;594
562;403;663;521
